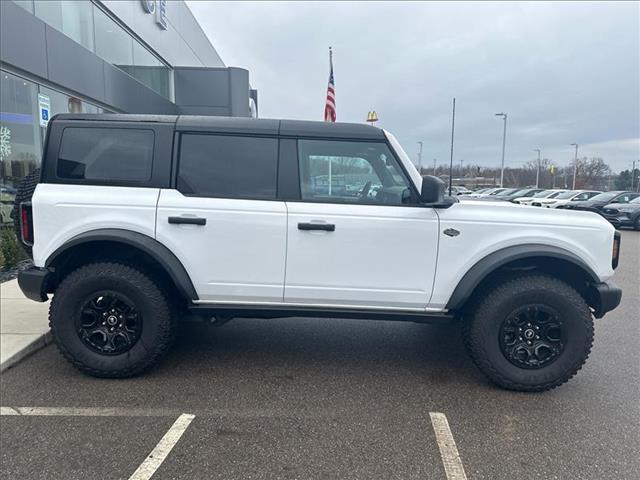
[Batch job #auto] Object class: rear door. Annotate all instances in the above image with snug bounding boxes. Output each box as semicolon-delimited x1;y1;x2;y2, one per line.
283;138;440;309
156;132;287;303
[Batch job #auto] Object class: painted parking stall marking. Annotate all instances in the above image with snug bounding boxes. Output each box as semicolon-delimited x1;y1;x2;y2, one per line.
128;413;195;480
2;406;468;479
430;412;468;480
2;406;195;480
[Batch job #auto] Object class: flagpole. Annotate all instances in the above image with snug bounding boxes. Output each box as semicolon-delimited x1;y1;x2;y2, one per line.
448;97;456;196
328;46;333;195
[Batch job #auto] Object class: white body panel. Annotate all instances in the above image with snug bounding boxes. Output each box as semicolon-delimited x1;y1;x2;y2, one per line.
429;199;616;308
155;189;287;303
31;132;616;315
284;202;439;308
31;184;159;267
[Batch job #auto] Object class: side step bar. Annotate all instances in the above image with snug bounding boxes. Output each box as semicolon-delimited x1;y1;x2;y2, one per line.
188;304;455;324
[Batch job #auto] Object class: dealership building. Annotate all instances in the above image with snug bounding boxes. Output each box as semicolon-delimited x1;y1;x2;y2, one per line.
0;0;258;188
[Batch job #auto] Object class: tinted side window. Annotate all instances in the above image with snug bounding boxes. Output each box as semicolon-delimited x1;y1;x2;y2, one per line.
177;134;278;199
58;128;154;182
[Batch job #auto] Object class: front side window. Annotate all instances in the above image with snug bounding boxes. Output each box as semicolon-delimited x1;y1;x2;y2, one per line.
58;128;154;182
177;134;278;199
298;140;413;205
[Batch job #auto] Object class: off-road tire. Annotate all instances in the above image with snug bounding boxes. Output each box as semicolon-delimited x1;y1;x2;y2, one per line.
463;275;594;392
49;262;175;377
11;168;41;257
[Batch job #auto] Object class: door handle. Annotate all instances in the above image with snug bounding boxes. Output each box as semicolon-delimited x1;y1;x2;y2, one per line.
168;216;206;226
298;222;335;232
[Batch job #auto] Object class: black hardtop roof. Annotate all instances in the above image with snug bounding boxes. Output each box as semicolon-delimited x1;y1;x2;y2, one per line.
52;114;386;140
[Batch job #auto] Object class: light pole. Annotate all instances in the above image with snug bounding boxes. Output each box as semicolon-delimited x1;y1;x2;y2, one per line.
632;160;637;191
570;143;578;190
534;148;541;187
417;141;423;174
460;159;464;177
433;158;437;176
495;113;507;187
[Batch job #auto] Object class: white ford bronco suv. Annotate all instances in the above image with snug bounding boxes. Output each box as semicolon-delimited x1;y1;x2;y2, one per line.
15;114;622;391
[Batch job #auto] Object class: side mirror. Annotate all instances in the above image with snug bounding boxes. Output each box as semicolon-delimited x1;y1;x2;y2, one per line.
420;175;445;204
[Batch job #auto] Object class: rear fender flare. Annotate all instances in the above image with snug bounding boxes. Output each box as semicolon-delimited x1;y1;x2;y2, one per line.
45;229;198;300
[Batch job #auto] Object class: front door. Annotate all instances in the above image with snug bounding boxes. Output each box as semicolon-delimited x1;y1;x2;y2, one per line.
284;139;439;310
156;133;287;303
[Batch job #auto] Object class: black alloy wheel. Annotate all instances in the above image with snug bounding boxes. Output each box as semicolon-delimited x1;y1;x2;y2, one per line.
499;304;566;369
77;291;142;355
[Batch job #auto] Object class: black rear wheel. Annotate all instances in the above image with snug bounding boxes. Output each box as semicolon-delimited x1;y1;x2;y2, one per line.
50;262;175;377
463;275;593;392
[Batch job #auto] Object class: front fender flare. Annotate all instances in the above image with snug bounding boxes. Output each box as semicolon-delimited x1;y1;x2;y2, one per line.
445;244;599;311
45;229;198;300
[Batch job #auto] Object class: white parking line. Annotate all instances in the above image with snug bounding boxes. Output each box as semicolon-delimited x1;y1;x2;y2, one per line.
430;412;468;480
0;406;181;417
128;413;195;480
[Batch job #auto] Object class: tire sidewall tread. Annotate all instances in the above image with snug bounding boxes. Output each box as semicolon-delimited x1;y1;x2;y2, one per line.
49;262;174;378
464;274;594;392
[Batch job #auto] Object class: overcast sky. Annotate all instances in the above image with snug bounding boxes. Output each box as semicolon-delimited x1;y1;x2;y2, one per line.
187;1;639;172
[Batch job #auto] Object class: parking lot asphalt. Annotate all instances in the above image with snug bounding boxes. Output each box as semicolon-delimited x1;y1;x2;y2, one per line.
1;230;638;480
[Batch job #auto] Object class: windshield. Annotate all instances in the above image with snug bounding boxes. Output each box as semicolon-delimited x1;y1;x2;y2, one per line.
556;190;579;199
495;188;521;196
489;188;507;195
547;190;568;198
589;192;620;202
384;131;422;190
533;190;554;198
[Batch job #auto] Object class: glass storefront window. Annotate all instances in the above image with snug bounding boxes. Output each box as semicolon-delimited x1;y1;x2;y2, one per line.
93;6;173;101
94;6;133;67
38;86;101;118
0;72;41;195
11;0;34;14
128;41;173;100
34;0;94;51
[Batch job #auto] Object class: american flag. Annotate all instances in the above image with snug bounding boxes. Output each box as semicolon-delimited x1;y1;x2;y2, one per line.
324;47;336;122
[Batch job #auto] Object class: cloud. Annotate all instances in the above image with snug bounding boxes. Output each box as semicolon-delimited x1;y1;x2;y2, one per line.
187;1;639;172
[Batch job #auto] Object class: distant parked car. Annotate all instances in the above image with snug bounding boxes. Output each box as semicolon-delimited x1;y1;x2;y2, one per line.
489;187;545;202
562;191;640;214
447;186;472;196
536;190;602;208
474;188;524;201
466;187;504;198
514;189;567;205
601;196;640;230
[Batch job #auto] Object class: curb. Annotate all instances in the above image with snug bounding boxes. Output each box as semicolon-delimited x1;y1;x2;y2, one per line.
0;331;52;373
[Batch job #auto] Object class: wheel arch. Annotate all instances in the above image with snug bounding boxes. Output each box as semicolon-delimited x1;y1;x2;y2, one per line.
446;244;600;312
45;229;198;301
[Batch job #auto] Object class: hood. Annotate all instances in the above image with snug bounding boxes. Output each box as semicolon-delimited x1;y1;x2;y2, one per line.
568;199;606;208
605;202;640;212
454;198;612;228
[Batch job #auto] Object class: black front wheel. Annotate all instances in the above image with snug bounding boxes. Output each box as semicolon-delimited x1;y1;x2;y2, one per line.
463;275;594;392
50;262;175;377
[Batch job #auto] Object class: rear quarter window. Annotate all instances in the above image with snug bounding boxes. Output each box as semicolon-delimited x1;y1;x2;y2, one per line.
177;134;278;199
57;127;154;182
